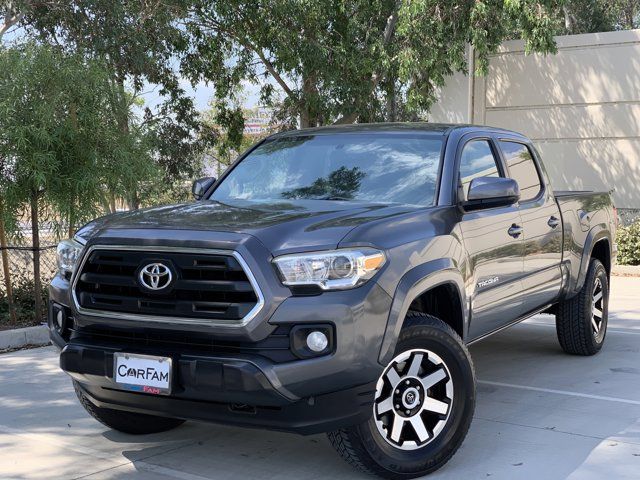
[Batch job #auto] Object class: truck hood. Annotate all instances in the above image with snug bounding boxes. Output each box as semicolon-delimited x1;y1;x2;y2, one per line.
75;199;424;255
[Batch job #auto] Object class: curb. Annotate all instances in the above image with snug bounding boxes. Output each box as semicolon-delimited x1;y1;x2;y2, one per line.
0;325;51;350
612;265;640;277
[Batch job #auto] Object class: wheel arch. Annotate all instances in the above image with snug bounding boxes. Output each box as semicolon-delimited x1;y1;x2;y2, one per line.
378;258;467;365
573;227;612;297
591;238;611;276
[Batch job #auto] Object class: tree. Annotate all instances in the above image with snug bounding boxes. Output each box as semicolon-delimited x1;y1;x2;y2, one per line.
0;43;156;320
0;198;16;324
201;103;275;176
559;0;617;34
555;0;639;34
8;0;213;206
182;0;561;138
6;1;563;159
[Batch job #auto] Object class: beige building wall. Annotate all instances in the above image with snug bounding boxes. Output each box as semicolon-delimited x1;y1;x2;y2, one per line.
429;29;640;210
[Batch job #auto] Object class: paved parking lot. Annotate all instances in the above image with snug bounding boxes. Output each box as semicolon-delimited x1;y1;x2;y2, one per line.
1;276;639;480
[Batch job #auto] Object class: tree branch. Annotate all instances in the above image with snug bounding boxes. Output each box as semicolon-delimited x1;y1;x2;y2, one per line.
252;47;294;98
199;17;295;99
0;13;24;40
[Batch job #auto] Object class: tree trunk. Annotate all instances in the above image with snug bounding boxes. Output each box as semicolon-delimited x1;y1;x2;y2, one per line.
386;82;397;122
300;71;318;128
623;2;636;29
30;191;43;323
115;77;139;210
563;5;576;33
126;192;140;211
0;202;17;324
109;191;117;213
300;107;310;129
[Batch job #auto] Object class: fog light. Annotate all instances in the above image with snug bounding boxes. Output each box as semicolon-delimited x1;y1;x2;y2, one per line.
50;303;71;338
291;324;333;358
306;331;329;352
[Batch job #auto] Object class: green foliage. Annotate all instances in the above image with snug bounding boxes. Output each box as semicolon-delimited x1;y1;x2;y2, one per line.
617;221;640;266
201;104;269;175
0;246;56;326
6;0;640;164
0;43;156;231
0;276;49;326
10;1;212;181
181;0;562;151
4;1;576;160
559;0;639;34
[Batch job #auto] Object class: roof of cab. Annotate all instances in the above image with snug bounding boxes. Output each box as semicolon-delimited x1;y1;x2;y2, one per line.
269;122;521;138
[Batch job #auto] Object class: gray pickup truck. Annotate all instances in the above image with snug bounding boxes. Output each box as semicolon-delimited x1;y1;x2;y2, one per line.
50;123;616;478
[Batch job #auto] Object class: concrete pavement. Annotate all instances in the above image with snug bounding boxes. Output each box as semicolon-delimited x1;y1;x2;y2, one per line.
1;276;639;479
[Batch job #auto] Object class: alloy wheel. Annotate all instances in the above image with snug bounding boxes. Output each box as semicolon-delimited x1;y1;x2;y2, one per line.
373;349;454;450
591;277;605;339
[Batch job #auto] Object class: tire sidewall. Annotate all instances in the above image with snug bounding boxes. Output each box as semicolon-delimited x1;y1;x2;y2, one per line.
357;317;475;477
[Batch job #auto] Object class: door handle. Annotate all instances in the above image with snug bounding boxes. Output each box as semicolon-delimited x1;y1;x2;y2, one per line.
508;224;523;238
548;216;560;228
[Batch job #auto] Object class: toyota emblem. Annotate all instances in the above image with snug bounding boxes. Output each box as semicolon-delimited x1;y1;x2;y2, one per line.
139;262;172;291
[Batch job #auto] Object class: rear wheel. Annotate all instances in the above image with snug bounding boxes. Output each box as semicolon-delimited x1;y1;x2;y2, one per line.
327;312;475;479
73;381;185;434
556;258;609;356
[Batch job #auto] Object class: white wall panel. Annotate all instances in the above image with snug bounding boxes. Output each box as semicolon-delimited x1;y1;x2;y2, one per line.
430;29;640;208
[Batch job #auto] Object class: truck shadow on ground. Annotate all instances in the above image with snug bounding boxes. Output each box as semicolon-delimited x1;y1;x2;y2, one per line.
107;319;640;479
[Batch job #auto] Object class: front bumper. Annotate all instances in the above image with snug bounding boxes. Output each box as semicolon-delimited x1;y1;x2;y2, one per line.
49;261;392;434
68;344;376;435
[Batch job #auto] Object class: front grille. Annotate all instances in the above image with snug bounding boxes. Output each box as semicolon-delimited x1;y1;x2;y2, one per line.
74;248;260;322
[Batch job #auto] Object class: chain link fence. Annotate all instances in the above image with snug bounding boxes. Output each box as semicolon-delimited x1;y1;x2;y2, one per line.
0;241;58;327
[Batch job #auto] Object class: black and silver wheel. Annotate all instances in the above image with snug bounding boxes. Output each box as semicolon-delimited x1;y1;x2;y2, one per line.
591;276;606;341
373;348;454;450
327;313;475;479
556;258;609;355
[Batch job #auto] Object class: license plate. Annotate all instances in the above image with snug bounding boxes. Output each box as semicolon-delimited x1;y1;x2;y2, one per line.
113;352;172;395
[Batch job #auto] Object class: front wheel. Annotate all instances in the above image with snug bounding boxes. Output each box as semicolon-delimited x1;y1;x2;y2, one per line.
327;312;475;479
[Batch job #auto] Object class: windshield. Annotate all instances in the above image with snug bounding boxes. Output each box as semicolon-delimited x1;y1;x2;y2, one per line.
210;133;443;206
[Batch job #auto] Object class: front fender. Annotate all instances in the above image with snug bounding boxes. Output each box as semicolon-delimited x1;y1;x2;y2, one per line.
377;258;467;365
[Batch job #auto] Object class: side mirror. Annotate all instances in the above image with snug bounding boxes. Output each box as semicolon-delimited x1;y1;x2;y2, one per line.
192;177;216;200
463;176;520;210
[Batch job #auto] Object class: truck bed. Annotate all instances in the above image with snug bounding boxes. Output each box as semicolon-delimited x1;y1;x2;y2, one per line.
553;190;615;297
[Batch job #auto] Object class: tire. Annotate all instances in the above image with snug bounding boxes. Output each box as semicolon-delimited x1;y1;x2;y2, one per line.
556;258;609;356
327;312;476;479
73;380;185;434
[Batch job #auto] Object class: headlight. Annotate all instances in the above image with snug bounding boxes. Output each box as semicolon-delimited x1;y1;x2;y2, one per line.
56;239;83;275
273;248;386;290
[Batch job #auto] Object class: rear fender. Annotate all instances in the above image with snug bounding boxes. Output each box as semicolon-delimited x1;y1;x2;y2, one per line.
571;225;611;297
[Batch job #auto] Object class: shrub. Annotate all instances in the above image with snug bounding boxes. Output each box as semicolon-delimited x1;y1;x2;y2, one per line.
617;221;640;266
0;247;55;327
0;276;50;327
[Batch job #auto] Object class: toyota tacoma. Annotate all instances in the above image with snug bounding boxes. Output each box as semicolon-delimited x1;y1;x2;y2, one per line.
49;123;617;478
